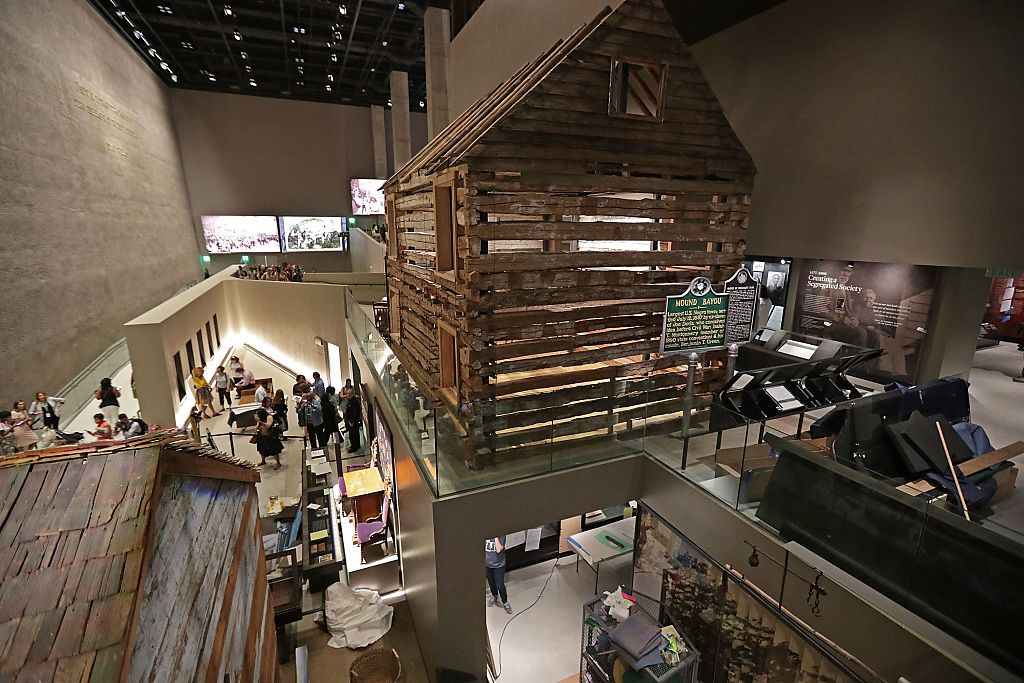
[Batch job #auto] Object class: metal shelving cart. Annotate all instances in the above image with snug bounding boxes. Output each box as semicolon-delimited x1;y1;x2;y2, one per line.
581;592;698;683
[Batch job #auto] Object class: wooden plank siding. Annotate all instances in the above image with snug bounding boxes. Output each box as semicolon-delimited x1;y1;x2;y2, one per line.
384;0;754;467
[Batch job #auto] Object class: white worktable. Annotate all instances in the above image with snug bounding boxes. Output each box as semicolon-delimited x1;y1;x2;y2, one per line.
566;516;637;593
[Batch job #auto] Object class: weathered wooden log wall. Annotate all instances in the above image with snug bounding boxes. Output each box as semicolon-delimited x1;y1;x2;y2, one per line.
386;0;755;467
130;474;276;683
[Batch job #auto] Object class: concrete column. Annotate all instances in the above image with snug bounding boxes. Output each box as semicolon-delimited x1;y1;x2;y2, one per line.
916;267;991;380
423;6;451;140
389;70;412;169
370;105;388;178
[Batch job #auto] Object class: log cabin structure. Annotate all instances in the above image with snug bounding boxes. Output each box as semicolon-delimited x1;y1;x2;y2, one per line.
383;0;756;470
0;433;277;682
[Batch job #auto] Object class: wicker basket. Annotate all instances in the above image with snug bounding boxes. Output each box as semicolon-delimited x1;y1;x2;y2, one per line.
350;647;404;683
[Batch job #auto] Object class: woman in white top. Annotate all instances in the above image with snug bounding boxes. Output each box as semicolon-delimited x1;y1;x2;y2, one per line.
212;365;233;409
228;356;244;383
29;392;64;430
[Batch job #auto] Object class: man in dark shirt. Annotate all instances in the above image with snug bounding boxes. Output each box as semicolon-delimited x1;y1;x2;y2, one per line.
485;536;512;613
343;388;363;453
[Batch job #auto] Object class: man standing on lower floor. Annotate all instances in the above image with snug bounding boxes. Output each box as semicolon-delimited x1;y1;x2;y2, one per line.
343;387;363;453
485;536;512;614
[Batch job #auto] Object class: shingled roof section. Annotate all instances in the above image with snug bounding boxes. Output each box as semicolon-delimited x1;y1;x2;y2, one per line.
0;431;258;680
0;442;160;680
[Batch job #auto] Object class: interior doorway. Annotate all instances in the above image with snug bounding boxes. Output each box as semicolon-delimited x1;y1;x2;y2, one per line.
326;341;343;388
484;504;637;683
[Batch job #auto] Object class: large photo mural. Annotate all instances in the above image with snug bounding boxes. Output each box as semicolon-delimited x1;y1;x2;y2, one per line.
633;507;860;683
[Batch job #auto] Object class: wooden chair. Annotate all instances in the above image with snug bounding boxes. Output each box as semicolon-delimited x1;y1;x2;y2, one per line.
350;647;403;683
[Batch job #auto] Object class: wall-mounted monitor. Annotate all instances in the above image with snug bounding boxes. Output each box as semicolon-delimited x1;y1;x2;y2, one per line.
201;215;280;253
350;178;385;215
280;216;346;252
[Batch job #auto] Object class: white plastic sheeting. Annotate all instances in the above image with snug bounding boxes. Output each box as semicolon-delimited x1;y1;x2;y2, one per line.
323;582;394;649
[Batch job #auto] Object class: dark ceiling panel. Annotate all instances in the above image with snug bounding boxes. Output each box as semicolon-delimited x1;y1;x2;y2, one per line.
662;0;786;45
88;0;430;109
88;0;785;108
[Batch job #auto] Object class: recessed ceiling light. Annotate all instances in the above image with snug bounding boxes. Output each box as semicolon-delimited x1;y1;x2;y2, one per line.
208;75;217;82
171;74;179;82
328;74;334;82
381;40;388;47
240;51;247;59
326;85;332;92
133;29;143;39
181;41;193;49
419;100;425;107
245;65;252;72
387;99;392;106
156;4;172;14
159;61;168;70
398;2;405;9
331;53;338;62
233;31;241;40
339;4;347;16
147;47;158;57
223;4;232;15
115;9;126;17
249;79;257;87
370;67;375;72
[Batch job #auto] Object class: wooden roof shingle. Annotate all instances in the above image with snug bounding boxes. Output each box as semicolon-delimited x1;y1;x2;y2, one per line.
0;432;259;680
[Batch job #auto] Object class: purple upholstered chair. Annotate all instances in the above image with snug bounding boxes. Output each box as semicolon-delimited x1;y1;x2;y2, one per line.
356;496;390;563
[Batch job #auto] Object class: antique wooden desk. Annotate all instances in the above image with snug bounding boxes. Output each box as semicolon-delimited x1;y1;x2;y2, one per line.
343;466;385;530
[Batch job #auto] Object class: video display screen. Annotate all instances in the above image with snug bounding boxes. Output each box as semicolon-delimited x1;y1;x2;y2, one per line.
201;215;280;253
350;178;385;215
280;216;346;252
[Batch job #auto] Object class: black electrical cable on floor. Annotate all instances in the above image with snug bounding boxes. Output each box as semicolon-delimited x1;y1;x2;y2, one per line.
492;557;562;680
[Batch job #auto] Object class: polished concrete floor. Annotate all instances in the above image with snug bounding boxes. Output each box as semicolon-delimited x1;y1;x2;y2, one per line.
486;552;632;683
280;601;429;683
967;342;1024;539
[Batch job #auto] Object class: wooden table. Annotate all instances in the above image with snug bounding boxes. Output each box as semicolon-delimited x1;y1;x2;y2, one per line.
344;467;385;528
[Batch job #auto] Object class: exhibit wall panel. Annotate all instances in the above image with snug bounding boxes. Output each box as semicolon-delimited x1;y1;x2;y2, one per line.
638;457;996;683
350;228;387;273
127;272;351;426
125;269;238;427
691;0;1024;268
429;455;645;677
227;279;351;381
0;0;200;409
346;324;440;680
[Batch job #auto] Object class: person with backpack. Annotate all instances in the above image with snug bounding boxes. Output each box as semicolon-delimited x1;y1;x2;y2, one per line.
116;414;148;438
299;392;326;449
